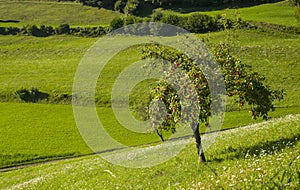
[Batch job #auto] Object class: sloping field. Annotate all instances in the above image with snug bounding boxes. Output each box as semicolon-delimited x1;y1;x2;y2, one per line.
174;2;299;26
0;0;122;27
0;114;299;189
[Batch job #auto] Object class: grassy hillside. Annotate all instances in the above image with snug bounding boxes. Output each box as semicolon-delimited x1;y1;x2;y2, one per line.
0;114;299;189
1;30;299;108
1;101;298;169
0;0;122;27
0;102;167;168
0;0;299;171
170;2;299;27
0;35;95;100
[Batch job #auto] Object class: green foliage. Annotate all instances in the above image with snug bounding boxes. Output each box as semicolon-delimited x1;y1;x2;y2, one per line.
0;26;20;35
70;26;110;37
295;6;300;24
151;8;164;22
124;0;139;15
141;42;284;136
110;17;125;30
15;87;49;103
288;0;300;6
151;11;232;33
114;0;126;12
0;24;109;37
22;24;54;37
211;43;285;119
55;24;70;34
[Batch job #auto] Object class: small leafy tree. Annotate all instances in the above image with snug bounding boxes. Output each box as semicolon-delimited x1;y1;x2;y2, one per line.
141;42;284;162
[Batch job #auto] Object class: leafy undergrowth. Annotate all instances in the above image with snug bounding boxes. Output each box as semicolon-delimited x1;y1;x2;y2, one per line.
0;114;299;189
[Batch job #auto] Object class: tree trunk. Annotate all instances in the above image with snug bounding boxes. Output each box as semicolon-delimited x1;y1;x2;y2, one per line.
156;129;165;142
191;122;206;162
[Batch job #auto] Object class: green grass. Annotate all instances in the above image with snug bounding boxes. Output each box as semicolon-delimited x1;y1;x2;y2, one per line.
0;102;168;168
170;2;299;27
0;0;122;27
0;114;299;189
0;101;298;169
0;26;299;168
0;103;91;168
1;29;299;108
0;35;96;100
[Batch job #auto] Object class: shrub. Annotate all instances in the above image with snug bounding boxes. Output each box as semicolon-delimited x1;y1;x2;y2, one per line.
161;13;181;26
55;24;70;35
15;87;49;103
110;17;124;30
151;9;164;22
5;27;20;35
183;13;218;33
124;0;139;15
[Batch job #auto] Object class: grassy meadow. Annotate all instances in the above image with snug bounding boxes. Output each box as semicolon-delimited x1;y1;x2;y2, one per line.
0;114;299;189
0;25;299;169
0;0;121;27
172;1;299;27
0;0;299;188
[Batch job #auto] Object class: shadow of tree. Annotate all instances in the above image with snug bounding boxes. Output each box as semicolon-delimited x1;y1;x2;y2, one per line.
219;133;300;160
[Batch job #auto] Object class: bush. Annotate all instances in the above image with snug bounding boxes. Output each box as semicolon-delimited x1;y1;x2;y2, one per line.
124;0;139;15
70;26;108;37
55;24;70;35
161;13;181;26
1;27;20;35
22;25;54;37
151;9;164;22
15;87;49;103
110;17;125;30
182;13;218;33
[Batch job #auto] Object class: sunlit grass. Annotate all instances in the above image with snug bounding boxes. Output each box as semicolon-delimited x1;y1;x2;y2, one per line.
0;0;122;27
0;114;298;189
172;2;299;27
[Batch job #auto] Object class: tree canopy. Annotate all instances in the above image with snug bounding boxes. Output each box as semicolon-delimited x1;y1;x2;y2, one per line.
140;40;284;161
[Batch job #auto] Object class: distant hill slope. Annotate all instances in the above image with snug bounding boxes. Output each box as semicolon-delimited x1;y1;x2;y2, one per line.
0;0;122;27
162;2;299;27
